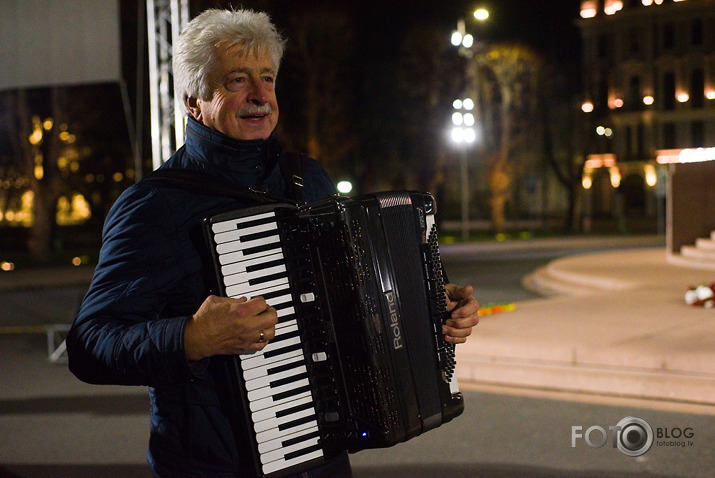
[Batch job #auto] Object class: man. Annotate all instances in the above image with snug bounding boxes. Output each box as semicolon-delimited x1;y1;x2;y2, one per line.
67;8;479;478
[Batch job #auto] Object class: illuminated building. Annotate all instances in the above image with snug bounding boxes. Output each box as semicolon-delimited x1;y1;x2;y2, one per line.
577;0;715;225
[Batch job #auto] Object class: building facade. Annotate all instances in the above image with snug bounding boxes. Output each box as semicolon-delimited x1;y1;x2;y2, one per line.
577;0;715;228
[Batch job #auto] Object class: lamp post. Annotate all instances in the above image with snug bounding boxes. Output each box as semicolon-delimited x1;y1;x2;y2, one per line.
451;98;477;240
449;10;488;241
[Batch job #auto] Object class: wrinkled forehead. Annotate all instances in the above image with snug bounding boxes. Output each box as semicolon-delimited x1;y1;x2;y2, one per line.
215;40;277;71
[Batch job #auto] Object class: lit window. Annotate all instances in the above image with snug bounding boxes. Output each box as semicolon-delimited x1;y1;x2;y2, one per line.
580;1;597;18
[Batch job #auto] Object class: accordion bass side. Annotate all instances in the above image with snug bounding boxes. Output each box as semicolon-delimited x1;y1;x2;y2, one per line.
204;191;463;478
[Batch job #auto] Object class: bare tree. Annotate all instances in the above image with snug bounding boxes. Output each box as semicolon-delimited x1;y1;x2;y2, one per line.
476;42;543;234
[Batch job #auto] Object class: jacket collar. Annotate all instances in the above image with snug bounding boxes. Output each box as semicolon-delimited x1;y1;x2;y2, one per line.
182;116;282;187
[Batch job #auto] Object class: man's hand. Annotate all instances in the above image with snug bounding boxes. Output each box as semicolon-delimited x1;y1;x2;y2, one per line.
443;284;480;344
184;295;278;361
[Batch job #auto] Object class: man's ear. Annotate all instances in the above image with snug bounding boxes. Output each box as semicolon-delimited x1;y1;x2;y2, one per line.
186;96;202;121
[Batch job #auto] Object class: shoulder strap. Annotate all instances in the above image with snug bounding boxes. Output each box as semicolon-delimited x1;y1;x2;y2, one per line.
141;168;285;205
279;152;306;205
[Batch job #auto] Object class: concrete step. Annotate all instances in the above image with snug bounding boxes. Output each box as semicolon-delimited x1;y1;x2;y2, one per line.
681;245;715;261
696;237;715;251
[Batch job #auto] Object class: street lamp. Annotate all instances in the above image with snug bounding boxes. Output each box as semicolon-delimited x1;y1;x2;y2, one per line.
449;10;488;241
451;98;477;240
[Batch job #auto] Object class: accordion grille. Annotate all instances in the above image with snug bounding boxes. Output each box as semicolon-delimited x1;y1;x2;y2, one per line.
319;219;401;432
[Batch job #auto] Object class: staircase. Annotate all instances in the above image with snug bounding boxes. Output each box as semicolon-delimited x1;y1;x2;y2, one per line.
668;231;715;271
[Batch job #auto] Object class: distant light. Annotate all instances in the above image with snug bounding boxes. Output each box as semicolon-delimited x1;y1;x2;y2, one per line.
463;127;476;143
474;9;489;21
582;175;593;190
1;261;15;272
642;0;653;5
614;98;623;108
643;95;654;105
337;181;353;194
453;99;463;110
604;128;613;137
72;257;82;267
706;90;715;100
451;31;463;46
461;34;474;48
677;93;689;103
581;1;597;18
451;127;465;143
644;164;657;187
609;166;621;188
452;112;464;126
581;101;594;113
596;126;606;136
462;98;474;110
463;113;475;126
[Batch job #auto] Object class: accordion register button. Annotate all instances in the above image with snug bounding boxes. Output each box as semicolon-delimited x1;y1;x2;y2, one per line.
311;352;328;362
300;292;316;303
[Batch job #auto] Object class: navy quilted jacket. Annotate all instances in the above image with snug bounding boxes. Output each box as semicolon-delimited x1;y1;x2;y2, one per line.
67;117;342;477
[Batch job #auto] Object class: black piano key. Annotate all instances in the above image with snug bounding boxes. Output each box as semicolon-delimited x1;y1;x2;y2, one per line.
275;401;315;419
235;216;276;230
284;443;323;461
249;271;289;286
282;430;320;448
241;229;280;243
247;258;285;273
269;329;301;345
273;383;312;402
268;360;305;376
243;241;281;256
264;342;303;359
278;413;318;432
271;371;310;389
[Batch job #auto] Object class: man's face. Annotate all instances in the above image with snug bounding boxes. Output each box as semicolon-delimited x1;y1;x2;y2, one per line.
190;44;279;141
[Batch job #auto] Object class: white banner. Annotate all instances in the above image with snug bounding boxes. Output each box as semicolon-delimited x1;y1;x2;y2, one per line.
0;0;121;90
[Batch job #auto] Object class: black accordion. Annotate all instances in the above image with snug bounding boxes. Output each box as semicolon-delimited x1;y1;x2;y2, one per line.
204;191;463;478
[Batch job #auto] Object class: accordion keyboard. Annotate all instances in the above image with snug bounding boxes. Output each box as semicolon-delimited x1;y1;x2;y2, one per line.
210;209;324;476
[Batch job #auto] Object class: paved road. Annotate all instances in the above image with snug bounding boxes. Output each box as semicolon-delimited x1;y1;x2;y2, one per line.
4;235;713;477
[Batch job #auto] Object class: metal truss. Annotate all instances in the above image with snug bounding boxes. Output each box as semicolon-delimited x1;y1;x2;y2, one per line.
146;0;188;170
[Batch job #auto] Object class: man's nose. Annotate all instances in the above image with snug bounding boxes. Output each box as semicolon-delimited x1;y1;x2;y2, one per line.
247;78;270;104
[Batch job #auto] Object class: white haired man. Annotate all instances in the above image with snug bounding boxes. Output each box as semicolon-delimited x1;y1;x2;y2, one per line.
67;8;479;477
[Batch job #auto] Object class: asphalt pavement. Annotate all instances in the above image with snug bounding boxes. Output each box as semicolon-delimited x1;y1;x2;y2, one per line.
1;234;714;476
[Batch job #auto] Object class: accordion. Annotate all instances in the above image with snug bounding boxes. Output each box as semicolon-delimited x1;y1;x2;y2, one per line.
204;191;463;478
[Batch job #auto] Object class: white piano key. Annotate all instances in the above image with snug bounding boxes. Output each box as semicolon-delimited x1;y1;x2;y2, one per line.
253;402;315;433
240;346;303;372
223;264;287;288
242;350;302;381
220;251;284;276
216;234;281;256
244;363;307;392
247;376;310;402
255;415;317;444
251;392;313;423
257;423;318;454
226;276;289;297
261;448;324;475
260;435;321;465
214;221;278;245
249;387;311;414
217;246;280;266
211;211;276;234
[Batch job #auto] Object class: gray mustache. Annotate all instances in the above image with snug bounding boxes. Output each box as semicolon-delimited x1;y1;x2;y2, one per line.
238;104;272;117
